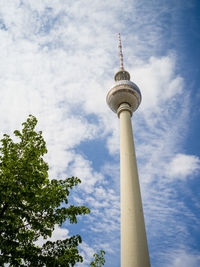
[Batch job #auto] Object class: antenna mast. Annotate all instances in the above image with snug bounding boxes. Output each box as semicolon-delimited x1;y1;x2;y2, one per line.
118;33;124;70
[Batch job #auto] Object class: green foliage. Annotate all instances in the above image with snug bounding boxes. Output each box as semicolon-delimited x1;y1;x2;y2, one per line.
0;115;90;266
90;250;106;267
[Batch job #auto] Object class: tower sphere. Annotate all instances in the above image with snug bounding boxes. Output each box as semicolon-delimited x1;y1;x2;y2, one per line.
106;70;141;115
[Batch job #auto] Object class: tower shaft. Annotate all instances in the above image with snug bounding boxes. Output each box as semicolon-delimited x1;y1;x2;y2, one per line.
118;103;150;267
107;34;150;266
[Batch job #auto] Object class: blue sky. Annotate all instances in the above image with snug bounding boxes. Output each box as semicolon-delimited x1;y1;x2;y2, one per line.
0;0;200;266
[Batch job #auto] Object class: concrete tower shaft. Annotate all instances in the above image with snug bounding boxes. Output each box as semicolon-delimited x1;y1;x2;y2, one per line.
106;34;150;267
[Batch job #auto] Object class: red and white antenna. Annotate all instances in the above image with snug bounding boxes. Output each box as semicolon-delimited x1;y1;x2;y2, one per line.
118;33;124;70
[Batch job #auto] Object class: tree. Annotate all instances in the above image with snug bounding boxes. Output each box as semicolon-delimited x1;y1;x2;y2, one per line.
0;115;104;266
90;250;105;267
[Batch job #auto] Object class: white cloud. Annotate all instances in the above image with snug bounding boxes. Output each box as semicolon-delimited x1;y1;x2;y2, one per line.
132;55;183;113
77;242;95;267
166;249;200;267
168;153;200;179
67;153;104;193
35;225;69;247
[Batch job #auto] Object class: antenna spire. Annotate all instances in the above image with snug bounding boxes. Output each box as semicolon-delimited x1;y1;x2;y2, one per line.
118;33;124;70
114;33;130;81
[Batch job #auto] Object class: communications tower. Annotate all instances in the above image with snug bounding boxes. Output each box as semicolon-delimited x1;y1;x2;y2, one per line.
106;34;150;267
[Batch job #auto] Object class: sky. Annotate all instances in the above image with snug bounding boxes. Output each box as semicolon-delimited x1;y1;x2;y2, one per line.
0;0;200;266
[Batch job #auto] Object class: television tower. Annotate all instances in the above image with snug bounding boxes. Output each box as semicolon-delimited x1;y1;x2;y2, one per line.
106;34;150;267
